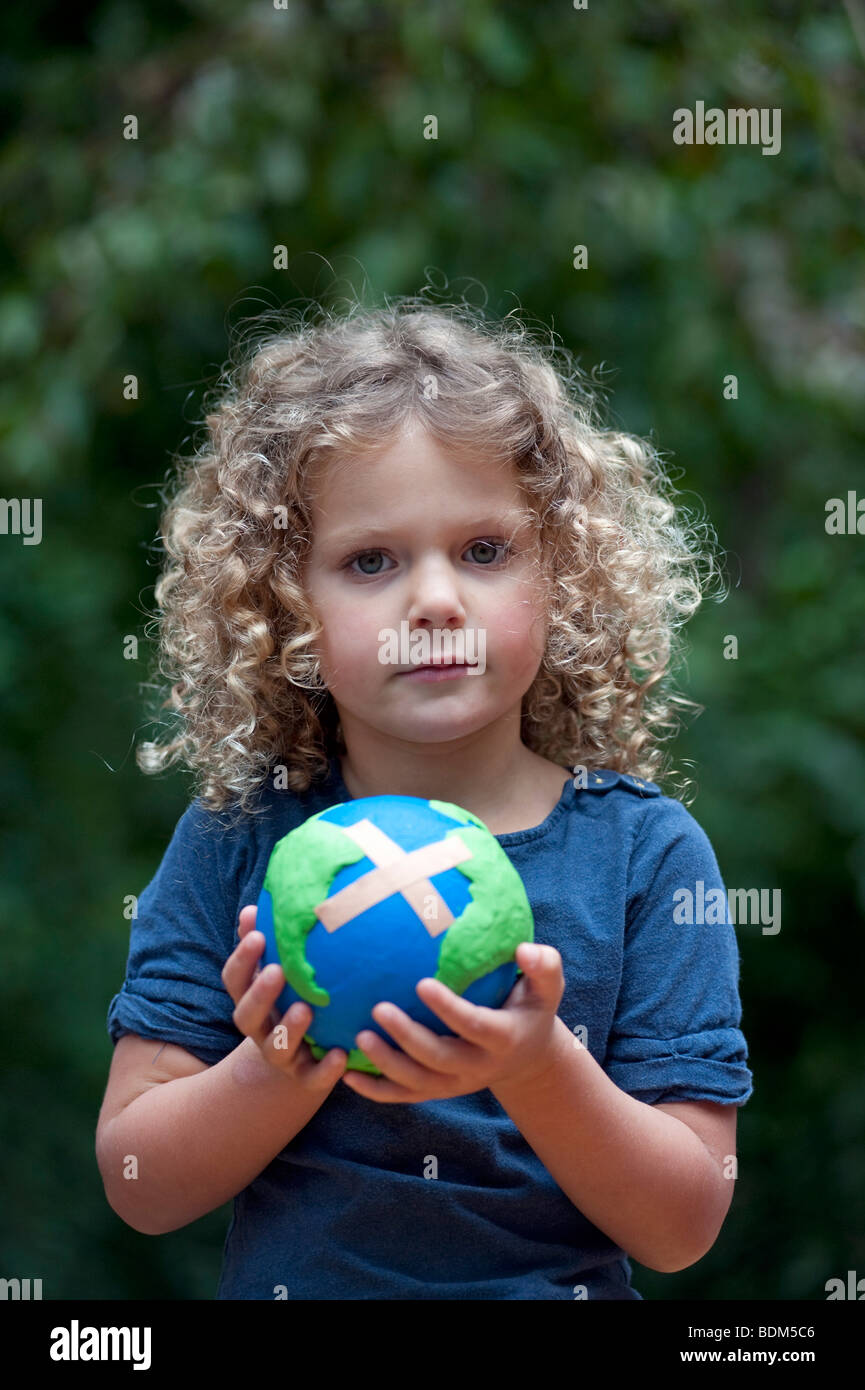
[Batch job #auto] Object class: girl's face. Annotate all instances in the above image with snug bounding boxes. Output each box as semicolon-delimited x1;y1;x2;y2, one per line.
301;420;551;751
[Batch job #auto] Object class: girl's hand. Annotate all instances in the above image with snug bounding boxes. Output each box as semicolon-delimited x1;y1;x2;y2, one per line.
341;942;566;1104
221;905;348;1090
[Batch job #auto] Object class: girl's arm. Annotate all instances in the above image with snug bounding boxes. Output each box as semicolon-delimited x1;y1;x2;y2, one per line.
490;1017;737;1274
95;1032;341;1235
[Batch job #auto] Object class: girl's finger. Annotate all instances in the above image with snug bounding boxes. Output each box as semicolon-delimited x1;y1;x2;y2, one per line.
295;1043;348;1089
232;963;292;1048
415;979;507;1051
237;904;258;938
221;930;265;1003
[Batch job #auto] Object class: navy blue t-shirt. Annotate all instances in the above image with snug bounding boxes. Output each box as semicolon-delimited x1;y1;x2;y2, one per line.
106;757;753;1300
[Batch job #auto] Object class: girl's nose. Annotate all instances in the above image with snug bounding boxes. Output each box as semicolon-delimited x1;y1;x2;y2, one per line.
405;555;468;628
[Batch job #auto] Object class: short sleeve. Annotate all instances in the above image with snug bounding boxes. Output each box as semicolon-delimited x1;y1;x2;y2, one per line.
603;798;753;1107
106;800;245;1066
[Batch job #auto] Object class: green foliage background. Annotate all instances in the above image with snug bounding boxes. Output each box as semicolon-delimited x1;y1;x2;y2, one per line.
1;0;863;1300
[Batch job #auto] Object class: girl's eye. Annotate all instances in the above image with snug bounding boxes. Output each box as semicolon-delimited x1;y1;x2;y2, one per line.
466;540;509;565
349;551;393;576
343;540;510;576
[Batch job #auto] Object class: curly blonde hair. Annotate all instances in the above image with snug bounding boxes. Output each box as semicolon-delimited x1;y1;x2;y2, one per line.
137;294;722;817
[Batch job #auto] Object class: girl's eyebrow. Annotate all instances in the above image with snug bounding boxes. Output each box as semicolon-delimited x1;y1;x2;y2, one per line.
323;512;532;549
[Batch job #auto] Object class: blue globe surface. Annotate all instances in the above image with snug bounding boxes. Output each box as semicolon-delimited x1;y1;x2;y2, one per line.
257;794;530;1067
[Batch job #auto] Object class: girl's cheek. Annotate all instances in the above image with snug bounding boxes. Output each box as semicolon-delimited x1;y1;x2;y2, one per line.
330;626;379;671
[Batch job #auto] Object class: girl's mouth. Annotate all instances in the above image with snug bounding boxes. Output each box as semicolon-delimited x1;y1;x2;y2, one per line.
398;662;477;683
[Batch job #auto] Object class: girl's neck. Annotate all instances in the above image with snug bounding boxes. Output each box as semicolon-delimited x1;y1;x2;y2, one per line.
335;737;570;835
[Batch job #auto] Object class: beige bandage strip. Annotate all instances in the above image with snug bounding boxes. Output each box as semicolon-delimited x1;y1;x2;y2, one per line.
341;820;441;928
314;818;472;938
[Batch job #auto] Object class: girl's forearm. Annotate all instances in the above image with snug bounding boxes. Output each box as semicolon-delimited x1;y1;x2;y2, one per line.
97;1038;334;1235
490;1017;733;1273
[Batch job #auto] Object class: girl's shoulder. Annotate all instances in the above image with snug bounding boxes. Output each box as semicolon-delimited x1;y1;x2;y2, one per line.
572;767;712;854
575;768;663;799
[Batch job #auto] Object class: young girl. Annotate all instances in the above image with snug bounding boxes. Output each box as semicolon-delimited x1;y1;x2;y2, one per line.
97;299;753;1300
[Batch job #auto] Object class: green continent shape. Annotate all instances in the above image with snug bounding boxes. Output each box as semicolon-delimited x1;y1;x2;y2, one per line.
428;815;535;997
264;815;365;1007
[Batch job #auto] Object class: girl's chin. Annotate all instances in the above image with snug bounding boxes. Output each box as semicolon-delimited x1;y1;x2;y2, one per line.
381;709;497;742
